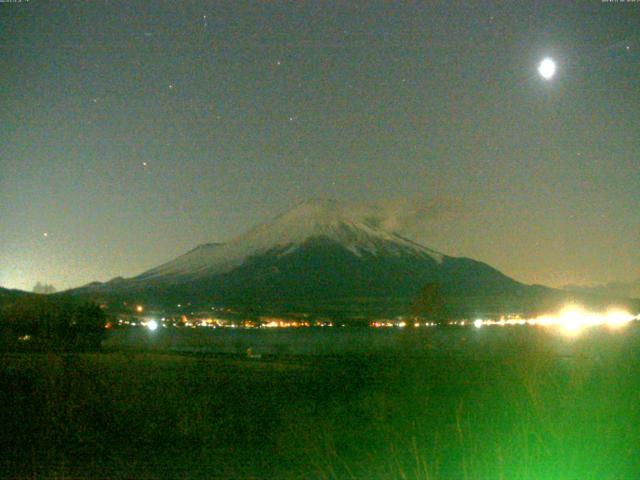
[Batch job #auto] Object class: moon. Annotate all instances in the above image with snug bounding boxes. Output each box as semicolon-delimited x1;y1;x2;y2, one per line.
538;57;556;80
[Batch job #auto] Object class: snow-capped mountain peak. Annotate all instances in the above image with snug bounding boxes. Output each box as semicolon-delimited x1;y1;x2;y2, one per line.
136;199;444;282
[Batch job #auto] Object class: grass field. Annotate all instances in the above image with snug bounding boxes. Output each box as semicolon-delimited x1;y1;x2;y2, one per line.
1;326;640;479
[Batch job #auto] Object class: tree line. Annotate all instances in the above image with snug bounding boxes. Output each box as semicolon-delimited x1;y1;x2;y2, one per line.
0;296;107;351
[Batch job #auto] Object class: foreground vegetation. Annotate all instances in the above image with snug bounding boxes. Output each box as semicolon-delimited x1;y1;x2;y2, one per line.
1;327;640;479
0;296;107;351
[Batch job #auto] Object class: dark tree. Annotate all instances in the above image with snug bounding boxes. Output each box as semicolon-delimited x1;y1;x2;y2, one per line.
69;303;108;350
0;297;107;351
410;283;447;324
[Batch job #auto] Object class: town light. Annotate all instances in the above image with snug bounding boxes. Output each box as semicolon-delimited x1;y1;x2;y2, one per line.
146;320;158;331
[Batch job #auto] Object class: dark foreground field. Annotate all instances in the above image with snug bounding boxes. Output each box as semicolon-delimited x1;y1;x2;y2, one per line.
2;327;640;479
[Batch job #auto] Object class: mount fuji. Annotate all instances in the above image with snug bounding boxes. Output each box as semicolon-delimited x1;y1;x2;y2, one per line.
68;199;562;318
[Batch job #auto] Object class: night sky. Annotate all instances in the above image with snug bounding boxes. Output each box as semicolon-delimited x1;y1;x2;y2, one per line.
1;1;638;292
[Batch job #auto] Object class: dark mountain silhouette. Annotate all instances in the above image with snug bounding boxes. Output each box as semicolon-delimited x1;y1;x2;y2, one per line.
64;200;638;318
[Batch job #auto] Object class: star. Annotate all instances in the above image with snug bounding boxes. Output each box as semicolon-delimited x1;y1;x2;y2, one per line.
43;232;49;238
169;84;174;89
142;161;148;167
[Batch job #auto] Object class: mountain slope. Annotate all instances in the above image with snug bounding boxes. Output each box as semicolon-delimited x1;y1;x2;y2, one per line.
135;199;444;284
68;199;618;317
0;287;33;303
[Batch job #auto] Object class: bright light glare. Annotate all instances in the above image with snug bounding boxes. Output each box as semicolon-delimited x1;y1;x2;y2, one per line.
557;305;588;337
538;57;556;80
468;305;637;336
605;309;635;330
146;320;158;331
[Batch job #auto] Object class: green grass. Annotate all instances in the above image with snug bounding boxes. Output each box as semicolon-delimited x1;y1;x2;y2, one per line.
1;327;640;479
